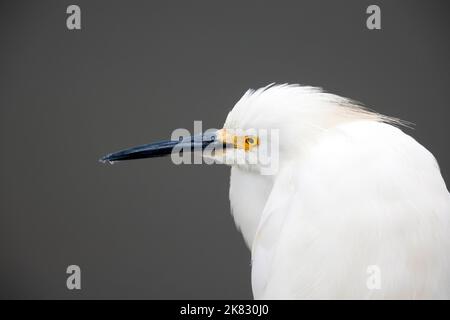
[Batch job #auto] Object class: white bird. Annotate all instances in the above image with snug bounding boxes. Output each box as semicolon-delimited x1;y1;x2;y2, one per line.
101;84;450;299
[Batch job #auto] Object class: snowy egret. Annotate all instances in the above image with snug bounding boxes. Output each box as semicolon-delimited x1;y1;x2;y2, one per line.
101;84;450;299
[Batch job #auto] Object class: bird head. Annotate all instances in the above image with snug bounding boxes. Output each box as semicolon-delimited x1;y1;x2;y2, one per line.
100;84;393;175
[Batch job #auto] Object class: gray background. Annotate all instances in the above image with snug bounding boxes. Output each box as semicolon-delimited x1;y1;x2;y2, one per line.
1;0;449;299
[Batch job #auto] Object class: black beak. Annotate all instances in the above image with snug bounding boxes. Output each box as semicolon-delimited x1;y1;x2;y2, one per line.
99;133;220;163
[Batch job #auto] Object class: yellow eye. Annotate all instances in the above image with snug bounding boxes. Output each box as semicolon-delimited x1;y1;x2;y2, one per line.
244;136;258;150
217;129;259;151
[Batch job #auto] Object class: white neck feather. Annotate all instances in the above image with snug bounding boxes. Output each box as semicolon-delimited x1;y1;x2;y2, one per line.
229;166;274;247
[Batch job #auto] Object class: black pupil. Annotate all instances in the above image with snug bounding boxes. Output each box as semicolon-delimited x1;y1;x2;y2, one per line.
246;137;254;144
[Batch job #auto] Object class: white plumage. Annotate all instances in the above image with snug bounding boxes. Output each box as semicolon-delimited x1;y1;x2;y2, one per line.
224;84;450;299
101;83;450;299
